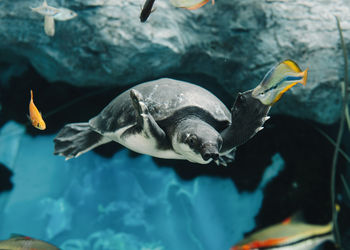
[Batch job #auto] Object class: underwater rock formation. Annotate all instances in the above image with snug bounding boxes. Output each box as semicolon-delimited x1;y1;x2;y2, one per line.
0;0;349;124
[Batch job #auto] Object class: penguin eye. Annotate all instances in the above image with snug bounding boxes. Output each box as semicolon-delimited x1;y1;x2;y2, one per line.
186;134;197;147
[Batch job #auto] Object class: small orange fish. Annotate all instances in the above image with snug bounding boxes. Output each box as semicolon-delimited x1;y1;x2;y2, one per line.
186;0;215;10
29;90;46;130
170;0;215;10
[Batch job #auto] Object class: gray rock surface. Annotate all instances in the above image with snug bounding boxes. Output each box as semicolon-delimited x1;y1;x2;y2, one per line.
0;0;349;124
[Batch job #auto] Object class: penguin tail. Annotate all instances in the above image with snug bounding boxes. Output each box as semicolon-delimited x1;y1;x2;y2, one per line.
54;122;111;160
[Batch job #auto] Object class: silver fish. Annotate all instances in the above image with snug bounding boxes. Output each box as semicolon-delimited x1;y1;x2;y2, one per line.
31;0;77;37
31;0;60;17
52;8;77;21
31;0;77;21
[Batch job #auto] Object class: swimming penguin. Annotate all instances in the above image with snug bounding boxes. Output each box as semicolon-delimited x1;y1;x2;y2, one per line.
54;61;307;166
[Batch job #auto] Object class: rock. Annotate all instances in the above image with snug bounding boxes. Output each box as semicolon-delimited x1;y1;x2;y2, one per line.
0;0;349;124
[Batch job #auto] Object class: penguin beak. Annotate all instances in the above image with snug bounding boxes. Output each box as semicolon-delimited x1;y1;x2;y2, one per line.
201;143;219;161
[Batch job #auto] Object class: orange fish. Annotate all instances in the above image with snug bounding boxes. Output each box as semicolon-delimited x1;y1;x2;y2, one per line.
170;0;215;10
28;90;46;130
187;0;215;10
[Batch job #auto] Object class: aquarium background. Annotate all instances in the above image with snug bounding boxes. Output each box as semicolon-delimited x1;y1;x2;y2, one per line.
0;0;350;249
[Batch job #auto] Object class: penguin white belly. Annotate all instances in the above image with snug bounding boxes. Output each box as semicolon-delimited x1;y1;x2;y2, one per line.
104;125;185;160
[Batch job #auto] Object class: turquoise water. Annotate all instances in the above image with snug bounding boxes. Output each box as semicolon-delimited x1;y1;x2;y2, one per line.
0;121;285;249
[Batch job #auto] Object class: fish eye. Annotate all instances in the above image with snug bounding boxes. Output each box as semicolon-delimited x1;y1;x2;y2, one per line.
259;92;265;97
37;123;41;128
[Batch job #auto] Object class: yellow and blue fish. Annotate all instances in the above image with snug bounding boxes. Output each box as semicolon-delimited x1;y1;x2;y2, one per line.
231;215;334;250
252;60;308;105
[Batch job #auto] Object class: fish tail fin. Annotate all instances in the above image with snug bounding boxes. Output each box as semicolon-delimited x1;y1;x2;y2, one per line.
186;0;210;10
300;67;308;86
54;122;111;160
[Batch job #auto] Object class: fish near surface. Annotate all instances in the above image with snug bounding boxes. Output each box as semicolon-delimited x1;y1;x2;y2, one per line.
31;0;77;21
29;90;46;130
140;0;156;22
52;8;77;21
31;0;77;36
0;234;59;250
170;0;215;10
231;214;334;250
252;59;308;105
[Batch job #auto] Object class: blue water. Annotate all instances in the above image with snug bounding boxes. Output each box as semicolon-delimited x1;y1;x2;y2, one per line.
0;121;284;249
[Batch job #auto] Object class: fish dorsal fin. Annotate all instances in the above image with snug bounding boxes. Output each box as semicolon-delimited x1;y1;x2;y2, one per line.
283;59;302;73
288;211;304;224
279;211;304;226
10;234;31;239
43;0;48;7
281;216;292;225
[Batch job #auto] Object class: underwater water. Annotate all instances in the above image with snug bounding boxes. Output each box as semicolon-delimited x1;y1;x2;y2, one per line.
0;121;285;250
1;0;350;250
